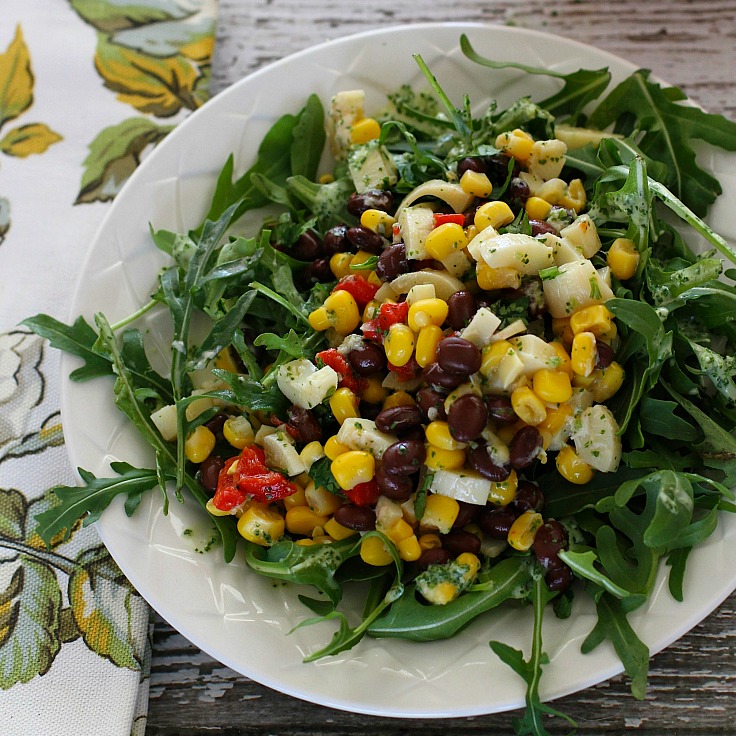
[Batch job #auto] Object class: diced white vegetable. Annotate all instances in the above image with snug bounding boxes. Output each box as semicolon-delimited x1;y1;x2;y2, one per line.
571;405;622;473
489;319;527;344
406;283;436;305
484;347;526;393
466;228;496;261
441;249;472;278
461;307;501;347
597;266;612;288
396;179;474;215
263;428;307;477
373;281;397;302
509;335;561;375
397;204;435;260
554;124;622;150
536;177;568;204
545;388;594;452
389;270;465;302
151;404;177;442
527;138;567;180
328;89;364;158
470;231;555;275
542;259;614;318
539;232;583;265
381;371;422;391
276;358;339;409
255;423;277;444
518;171;544;197
348;140;398;193
430;468;492;506
375;496;404;532
560;215;602;258
336;418;398;458
480;427;510;466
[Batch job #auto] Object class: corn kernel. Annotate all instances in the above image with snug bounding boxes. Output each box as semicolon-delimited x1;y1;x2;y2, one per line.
421;493;460;534
295;538;319;547
324;434;350;460
551;317;574;346
222;415;255;449
184;425;216;464
285;506;330;537
476;263;521;291
283;486;307;510
329;252;353;279
237;505;285;546
420;580;459;605
408;298;449;331
331;449;375;490
532;369;573;404
465;224;479;242
459;169;494;198
214;347;239;373
350;116;381;144
299;440;325;470
559;178;587;212
524;196;553;221
474;200;515;231
511;386;547;426
481;339;514;375
608;237;640;280
570;305;614;337
409;326;441;370
537;404;572;441
360;208;395;236
350;249;376;269
425;421;467;451
308;306;331;331
556;444;595;484
305;481;343;515
319;172;335;184
495;129;534;162
425;444;466;470
362;299;381;322
361;375;388;405
382;390;415;410
549;340;573;378
418;533;442;551
507;510;543;551
360;535;394;566
385;518;415;544
384;322;415;367
329;386;360;425
324;516;358;541
397;534;422;562
456;552;481;579
424;222;467;260
322;290;361;335
489;469;518;506
575;361;625;403
571;331;597;377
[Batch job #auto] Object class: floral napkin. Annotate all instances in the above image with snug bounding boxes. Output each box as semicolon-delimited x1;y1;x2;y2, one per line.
0;2;218;734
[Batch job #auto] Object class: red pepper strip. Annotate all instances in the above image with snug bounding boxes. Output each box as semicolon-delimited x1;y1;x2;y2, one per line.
316;348;366;394
238;471;298;503
376;301;409;331
433;212;465;227
332;274;379;309
387;357;420;381
212;457;245;511
344;478;381;507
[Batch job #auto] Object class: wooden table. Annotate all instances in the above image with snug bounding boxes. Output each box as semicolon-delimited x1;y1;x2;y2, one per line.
146;1;736;733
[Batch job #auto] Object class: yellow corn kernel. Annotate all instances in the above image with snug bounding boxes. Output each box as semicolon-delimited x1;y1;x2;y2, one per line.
285;505;330;537
465;224;479;242
329;252;353;279
324;516;358;541
536;177;568;205
570;305;614;337
397;534;422;562
324;434;350;460
571;331;597;377
237;505;285;546
537;404;573;441
308;306;331;331
361;375;388;405
476;262;522;291
459;169;494;198
362;299;381;322
556;444;595;484
350;116;381;144
319;172;335;184
322;290;361;335
418;532;442;551
360;535;394;566
385;518;415;545
511;386;547;426
549;340;574;378
408;298;449;331
524;196;553;221
474;200;515;231
456;552;481;580
608;237;640;280
495;129;534;162
575;361;625;403
424;222;467;260
559;178;587;212
367;270;383;286
331;449;375;490
532;368;573;404
360;208;395;236
329;386;360;425
425;421;467;451
496;420;525;446
384;322;415;367
415;324;443;368
299;440;325;470
184;425;216;464
214;347;239;373
489;469;518;506
222;415;255;449
507;510;543;551
305;481;343;516
295;538;319;547
425;444;466;470
382;390;415;410
350;249;376;269
282;486;307;511
421;493;460;534
481;339;514;375
551;317;574;346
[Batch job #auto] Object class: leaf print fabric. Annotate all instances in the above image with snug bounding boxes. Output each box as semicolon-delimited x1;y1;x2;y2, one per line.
0;2;218;735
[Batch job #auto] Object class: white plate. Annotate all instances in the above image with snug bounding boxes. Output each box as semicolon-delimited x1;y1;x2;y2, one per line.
61;23;736;718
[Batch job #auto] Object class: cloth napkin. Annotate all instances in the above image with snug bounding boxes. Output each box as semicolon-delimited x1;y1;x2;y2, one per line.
0;2;218;734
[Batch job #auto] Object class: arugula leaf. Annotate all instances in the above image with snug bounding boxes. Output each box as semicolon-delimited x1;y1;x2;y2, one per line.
307;456;341;495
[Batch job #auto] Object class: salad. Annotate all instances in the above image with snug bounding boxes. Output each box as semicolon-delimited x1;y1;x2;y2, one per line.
26;33;736;733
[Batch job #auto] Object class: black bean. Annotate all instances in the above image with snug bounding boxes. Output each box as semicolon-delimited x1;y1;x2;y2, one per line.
477;506;516;539
323;224;350;256
595;340;615;369
456;156;486;178
508;425;543;469
510;480;545;515
483;153;517;184
291;229;322;260
348;342;386;376
347;189;394;217
507;178;530;207
436;336;482;376
375;464;414;501
199;455;225;493
448;394;488;442
416;547;451;571
485;395;517;425
205;412;228;437
346;226;386;254
532;520;568;568
333;503;376;531
415;387;448;422
422;361;466;392
286;405;322;444
375;404;424;434
442;530;482;557
545;563;573;592
300;257;331;285
359;400;382;421
452;500;480;530
467;443;511;481
376;243;408;281
530;219;556;237
381;440;426;476
446;290;478;331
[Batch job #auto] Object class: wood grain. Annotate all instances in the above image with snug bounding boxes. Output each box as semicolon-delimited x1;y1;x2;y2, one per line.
147;1;736;733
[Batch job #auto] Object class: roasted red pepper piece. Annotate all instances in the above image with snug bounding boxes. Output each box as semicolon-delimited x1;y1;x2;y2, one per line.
332;274;379;309
316;348;366;394
211;457;245;511
344;478;380;507
433;212;466;227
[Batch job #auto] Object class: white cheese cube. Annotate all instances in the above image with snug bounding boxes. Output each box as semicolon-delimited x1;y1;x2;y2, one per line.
470;231;555;275
542;259;614;318
336;418;398;458
151;404;177;442
527;139;567;181
276;358;339;409
571;405;622;473
461;307;502;347
430;468;492;506
263;428;307;477
397;204;435;260
560;215;602;258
